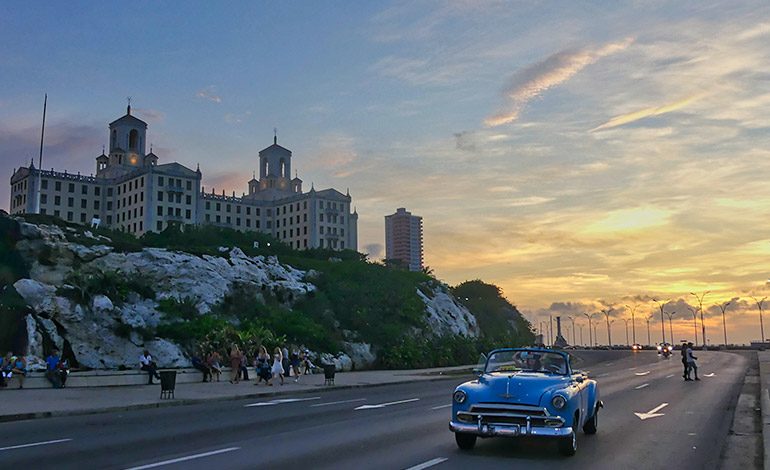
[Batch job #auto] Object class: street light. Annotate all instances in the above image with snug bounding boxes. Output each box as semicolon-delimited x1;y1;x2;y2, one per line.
715;301;731;347
566;324;572;345
601;308;614;347
608;319;616;347
644;315;653;346
652;299;668;344
583;313;597;349
664;311;676;345
690;291;710;349
577;324;584;346
565;316;577;346
686;306;699;347
750;296;767;344
621;318;631;346
625;304;638;344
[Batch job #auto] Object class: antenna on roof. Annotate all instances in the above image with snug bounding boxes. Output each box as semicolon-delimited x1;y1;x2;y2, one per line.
126;96;132;114
35;93;47;214
273;127;277;145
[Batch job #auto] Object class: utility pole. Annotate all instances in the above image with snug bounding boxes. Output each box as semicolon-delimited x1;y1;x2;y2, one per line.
690;291;710;349
653;299;668;344
715;301;730;348
625;304;638;344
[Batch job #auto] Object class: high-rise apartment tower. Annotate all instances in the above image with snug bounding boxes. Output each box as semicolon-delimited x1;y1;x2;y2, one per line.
384;207;423;271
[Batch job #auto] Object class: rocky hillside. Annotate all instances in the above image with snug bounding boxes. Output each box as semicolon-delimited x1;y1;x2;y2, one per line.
0;212;532;371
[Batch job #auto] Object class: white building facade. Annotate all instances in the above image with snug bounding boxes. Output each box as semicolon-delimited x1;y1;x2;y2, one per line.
9;106;358;251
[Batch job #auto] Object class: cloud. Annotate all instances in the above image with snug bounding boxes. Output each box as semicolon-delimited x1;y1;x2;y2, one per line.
454;131;476;152
224;111;252;124
132;108;165;122
590;94;704;132
363;243;384;260
196;86;222;103
485;37;634;127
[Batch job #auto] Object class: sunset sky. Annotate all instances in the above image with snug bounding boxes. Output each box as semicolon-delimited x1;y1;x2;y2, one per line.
2;1;770;345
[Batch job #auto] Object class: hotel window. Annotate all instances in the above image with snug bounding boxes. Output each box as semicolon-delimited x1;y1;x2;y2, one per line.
236;218;241;226
206;201;211;210
54;210;60;217
41;194;47;204
320;239;324;248
134;208;138;218
216;215;221;223
157;221;163;231
296;215;299;224
95;187;100;196
266;220;271;228
107;187;113;197
175;208;181;217
157;206;163;216
175;194;181;204
186;181;192;190
246;207;251;215
54;195;61;205
256;220;260;228
226;204;231;213
289;205;293;213
68;197;74;207
67;211;73;221
303;201;307;209
107;201;113;210
94;200;100;210
246;219;251;227
341;241;345;249
158;191;163;201
320;214;324;222
320;226;324;234
141;177;144;187
206;214;210;222
128;181;132;191
41;179;48;189
303;226;307;235
186;195;191;205
216;203;221;211
167;207;172;215
283;230;287;238
304;214;307;222
140;207;143;216
158;176;164;186
289;229;293;237
68;183;75;193
304;239;307;248
256;208;260;216
81;213;86;223
134;194;138;204
236;206;241;214
186;209;191;219
55;181;61;191
139;221;143;231
140;192;143;202
226;216;231;224
106;215;112;224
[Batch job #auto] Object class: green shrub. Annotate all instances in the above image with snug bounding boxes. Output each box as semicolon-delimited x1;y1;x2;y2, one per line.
58;269;156;306
157;297;199;321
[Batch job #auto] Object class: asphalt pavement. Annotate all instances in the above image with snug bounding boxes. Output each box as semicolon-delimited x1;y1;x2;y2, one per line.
0;350;748;470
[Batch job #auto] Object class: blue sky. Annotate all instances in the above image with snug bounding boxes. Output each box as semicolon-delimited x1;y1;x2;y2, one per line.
3;1;770;344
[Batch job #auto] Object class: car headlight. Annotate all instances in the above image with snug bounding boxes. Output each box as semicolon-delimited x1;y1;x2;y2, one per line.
551;395;567;410
453;390;467;404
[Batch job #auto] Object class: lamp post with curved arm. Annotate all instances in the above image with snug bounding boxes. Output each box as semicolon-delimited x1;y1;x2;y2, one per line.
577;324;584;346
652;299;668;344
715;301;730;347
644;315;653;346
601;308;615;347
750;296;766;344
583;313;597;349
664;311;676;345
621;318;631;346
608;319;616;347
690;291;710;349
625;304;638;344
686;306;699;346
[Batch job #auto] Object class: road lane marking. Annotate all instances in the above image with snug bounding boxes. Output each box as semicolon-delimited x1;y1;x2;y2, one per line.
605;363;614;366
0;438;72;452
597;373;610;377
123;447;240;470
635;383;650;390
245;397;321;407
430;404;453;410
628;367;637;370
705;373;715;377
405;457;448;470
666;374;675;378
635;371;650;376
310;398;366;407
355;398;420;410
634;402;668;420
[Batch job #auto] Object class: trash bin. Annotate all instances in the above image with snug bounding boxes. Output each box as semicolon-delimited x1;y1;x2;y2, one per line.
323;364;335;385
159;370;177;399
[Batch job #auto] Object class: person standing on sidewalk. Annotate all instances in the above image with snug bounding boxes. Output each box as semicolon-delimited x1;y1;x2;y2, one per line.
140;350;161;385
282;345;290;378
685;342;699;381
290;346;301;382
229;345;243;384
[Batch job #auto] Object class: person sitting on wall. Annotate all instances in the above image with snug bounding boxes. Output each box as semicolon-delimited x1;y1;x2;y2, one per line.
139;350;161;385
11;355;27;389
192;352;211;382
58;357;70;388
45;351;63;388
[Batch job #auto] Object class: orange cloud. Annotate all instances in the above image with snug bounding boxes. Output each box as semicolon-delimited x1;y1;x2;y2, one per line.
590;94;704;132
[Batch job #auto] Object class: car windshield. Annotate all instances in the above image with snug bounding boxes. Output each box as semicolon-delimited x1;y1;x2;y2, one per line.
485;350;569;375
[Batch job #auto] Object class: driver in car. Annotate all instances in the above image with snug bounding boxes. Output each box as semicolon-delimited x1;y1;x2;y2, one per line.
524;354;542;371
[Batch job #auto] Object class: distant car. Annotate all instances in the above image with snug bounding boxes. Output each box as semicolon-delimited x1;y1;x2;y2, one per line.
631;344;642;351
657;343;673;356
449;348;603;456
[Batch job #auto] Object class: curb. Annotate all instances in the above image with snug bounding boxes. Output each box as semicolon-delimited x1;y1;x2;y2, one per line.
758;351;770;470
0;374;463;424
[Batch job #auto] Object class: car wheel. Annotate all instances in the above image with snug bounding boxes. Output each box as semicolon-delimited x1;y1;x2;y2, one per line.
558;428;577;456
455;433;477;450
583;406;598;435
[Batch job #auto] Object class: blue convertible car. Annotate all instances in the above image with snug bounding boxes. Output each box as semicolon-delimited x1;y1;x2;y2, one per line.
449;348;602;456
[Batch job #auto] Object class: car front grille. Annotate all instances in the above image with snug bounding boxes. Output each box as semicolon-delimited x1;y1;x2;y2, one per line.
457;403;564;428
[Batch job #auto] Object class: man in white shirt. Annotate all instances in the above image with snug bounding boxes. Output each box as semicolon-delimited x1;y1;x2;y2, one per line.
140;350;161;385
685;343;699;381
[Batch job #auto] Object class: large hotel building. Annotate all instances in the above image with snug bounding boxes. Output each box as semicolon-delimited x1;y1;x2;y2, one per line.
385;207;423;272
9;106;358;251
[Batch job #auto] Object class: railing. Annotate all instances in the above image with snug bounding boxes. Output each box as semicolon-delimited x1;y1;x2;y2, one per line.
166;185;185;193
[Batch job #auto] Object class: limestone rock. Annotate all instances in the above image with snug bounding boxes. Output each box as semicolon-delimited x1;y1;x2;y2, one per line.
417;285;480;338
342;342;376;370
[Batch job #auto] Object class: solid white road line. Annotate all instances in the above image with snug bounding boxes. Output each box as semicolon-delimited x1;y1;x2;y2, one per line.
430;404;453;410
0;438;72;452
666;374;675;378
405;457;449;470
635;383;650;390
597;373;610;377
635;371;650;376
245;397;321;407
124;447;240;470
355;398;420;410
628;367;637;370
310;398;367;407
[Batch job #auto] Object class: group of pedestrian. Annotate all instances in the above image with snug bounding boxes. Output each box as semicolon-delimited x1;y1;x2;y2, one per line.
190;344;316;386
45;351;70;388
680;342;699;381
1;352;27;389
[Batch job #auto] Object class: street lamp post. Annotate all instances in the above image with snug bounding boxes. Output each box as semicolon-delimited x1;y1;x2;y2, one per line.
625;304;638;344
566;316;577;346
601;308;615;347
593;324;598;347
621;318;630;346
566;325;572;345
686;306;699;346
645;315;653;346
690;291;710;349
583;313;596;349
577;324;584;346
609;320;616;347
750;296;767;345
715;301;730;348
653;299;668;344
664;311;676;345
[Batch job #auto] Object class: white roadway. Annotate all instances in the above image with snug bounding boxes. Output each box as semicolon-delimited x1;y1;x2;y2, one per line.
0;350;748;470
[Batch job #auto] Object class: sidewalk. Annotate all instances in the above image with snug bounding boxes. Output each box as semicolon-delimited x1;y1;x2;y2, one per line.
758;351;770;470
0;365;473;423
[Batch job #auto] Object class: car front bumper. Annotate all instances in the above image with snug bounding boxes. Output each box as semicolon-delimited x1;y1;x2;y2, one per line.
449;421;573;437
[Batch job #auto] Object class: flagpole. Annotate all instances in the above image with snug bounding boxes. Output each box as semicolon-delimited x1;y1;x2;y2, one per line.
36;93;47;214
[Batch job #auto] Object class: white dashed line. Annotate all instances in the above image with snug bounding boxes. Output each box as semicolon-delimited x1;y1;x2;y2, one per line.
635;383;650;390
245;397;321;407
355;398;420;410
666;374;675;378
310;398;366;408
430;404;453;410
635;371;650;376
0;438;72;452
123;447;240;470
405;457;449;470
597;373;610;377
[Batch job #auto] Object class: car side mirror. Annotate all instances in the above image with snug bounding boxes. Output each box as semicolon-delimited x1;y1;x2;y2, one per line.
473;367;483;377
575;375;585;383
